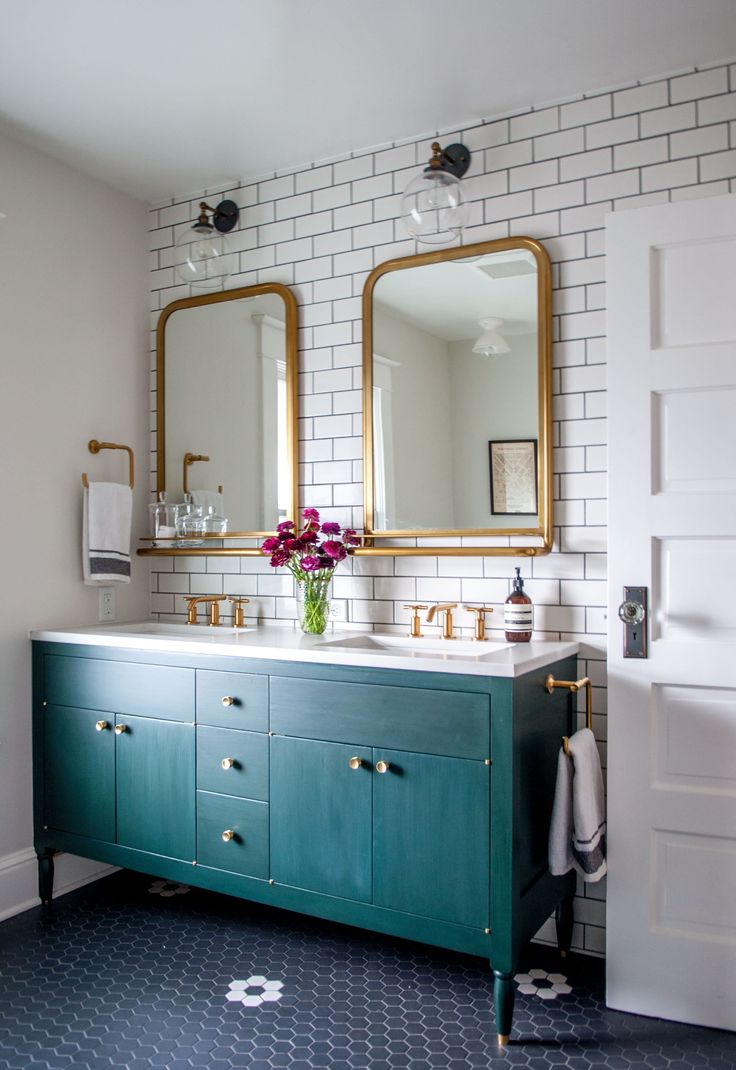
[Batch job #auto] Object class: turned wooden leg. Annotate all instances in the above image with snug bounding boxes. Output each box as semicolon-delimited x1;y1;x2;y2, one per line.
493;969;515;1045
556;892;575;958
37;849;55;911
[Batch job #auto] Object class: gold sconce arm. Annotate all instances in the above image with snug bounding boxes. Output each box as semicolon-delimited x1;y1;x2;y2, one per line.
544;674;593;755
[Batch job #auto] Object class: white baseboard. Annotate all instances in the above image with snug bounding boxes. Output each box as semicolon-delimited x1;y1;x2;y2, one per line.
0;847;117;922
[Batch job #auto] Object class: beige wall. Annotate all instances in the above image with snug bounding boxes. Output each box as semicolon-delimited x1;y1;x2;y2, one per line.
0;130;150;917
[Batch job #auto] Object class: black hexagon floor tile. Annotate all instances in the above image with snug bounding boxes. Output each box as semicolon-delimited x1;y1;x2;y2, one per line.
0;872;733;1069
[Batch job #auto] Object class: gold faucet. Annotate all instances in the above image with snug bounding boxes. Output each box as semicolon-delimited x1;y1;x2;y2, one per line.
426;602;458;639
464;605;494;641
403;604;428;638
228;596;250;628
182;594;227;626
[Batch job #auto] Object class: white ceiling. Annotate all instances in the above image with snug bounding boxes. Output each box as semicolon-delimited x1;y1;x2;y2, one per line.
0;0;733;203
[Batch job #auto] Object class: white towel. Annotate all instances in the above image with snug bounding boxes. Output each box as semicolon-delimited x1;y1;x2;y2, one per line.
83;482;132;585
190;489;225;516
548;727;607;883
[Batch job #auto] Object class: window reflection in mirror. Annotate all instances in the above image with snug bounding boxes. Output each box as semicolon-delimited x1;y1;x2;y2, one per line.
157;284;298;536
363;238;552;555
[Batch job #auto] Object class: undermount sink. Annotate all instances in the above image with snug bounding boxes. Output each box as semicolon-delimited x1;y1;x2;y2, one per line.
320;633;513;658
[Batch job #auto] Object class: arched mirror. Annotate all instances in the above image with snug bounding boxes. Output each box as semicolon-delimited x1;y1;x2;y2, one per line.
361;237;552;556
151;283;298;553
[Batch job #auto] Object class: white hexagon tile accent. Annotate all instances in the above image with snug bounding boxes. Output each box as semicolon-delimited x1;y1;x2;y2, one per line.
514;969;573;1000
226;976;285;1007
147;880;191;898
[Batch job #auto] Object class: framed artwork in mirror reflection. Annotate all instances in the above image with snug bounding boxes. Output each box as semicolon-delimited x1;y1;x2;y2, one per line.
489;439;538;516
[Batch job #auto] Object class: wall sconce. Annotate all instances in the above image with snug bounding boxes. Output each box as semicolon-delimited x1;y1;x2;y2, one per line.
400;141;471;245
472;317;510;357
174;199;239;289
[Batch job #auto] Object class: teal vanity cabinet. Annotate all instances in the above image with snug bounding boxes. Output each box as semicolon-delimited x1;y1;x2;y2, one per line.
32;639;577;1044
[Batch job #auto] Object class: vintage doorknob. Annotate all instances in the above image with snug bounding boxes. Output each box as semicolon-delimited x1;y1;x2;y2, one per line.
95;720;110;732
618;600;645;624
114;724;128;735
348;756;363;770
221;695;235;707
375;760;390;774
221;757;235;770
221;829;235;842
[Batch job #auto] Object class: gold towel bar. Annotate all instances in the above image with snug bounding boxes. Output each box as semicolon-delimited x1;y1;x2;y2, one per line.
544;674;593;755
81;439;135;489
183;452;223;497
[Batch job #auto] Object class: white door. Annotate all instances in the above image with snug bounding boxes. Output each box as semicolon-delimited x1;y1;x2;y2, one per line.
607;193;736;1031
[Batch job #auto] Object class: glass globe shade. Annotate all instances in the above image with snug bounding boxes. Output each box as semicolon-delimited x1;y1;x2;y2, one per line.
174;223;235;289
400;168;468;245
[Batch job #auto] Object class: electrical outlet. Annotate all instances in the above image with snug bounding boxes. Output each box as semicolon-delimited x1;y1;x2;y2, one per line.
98;587;116;622
329;599;349;623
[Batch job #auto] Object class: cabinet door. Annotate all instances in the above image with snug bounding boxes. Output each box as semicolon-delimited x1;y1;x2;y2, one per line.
373;750;489;928
43;705;115;842
270;736;372;901
115;715;195;860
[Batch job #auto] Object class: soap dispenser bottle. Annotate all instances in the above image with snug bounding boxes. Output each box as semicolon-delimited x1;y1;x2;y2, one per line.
504;567;533;642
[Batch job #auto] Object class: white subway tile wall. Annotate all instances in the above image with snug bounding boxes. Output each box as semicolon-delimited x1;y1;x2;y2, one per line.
148;62;736;956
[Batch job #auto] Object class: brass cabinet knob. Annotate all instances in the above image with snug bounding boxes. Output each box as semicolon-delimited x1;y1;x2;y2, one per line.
221;695;235;707
375;760;390;774
221;829;235;842
221;757;235;770
114;724;128;735
348;756;363;770
95;720;110;732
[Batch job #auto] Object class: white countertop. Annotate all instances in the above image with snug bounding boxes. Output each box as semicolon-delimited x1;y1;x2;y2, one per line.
30;622;578;678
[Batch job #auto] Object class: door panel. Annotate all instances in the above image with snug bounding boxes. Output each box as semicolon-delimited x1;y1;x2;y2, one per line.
115;715;195;860
607;193;736;1031
270;736;372;902
43;705;115;841
373;750;489;928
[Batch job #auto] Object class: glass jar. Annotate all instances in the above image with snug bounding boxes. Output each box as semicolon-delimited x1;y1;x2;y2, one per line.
201;506;228;536
175;504;206;546
149;493;179;544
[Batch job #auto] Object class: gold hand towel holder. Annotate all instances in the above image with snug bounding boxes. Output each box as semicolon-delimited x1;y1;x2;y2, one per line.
183;452;223;496
81;439;135;489
544;674;593;755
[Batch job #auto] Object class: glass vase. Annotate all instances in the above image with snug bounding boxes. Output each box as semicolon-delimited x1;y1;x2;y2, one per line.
295;573;333;635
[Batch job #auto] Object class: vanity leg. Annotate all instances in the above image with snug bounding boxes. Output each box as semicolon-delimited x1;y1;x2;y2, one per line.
37;849;55;912
556;892;575;958
493;969;515;1046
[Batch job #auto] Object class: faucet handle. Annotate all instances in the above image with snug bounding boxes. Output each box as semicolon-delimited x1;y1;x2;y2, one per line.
426;602;458;639
464;604;494;642
228;596;250;628
403;604;428;638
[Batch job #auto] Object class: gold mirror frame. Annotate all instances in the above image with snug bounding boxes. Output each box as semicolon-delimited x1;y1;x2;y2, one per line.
140;283;299;557
360;237;552;556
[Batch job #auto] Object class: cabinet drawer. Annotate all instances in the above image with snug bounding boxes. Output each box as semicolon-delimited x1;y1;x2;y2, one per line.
270;677;489;759
196;670;268;731
197;727;268;801
196;791;268;878
44;654;194;721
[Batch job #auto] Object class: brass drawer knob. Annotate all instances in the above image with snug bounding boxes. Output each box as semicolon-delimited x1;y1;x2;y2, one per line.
114;724;128;735
375;760;390;774
221;829;235;842
221;757;235;770
95;720;110;732
348;756;363;770
221;695;235;707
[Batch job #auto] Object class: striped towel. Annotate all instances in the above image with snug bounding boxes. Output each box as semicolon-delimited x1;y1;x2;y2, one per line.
548;727;607;883
83;482;132;584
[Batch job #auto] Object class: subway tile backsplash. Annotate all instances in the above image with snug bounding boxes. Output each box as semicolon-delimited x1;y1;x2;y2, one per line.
148;60;736;954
